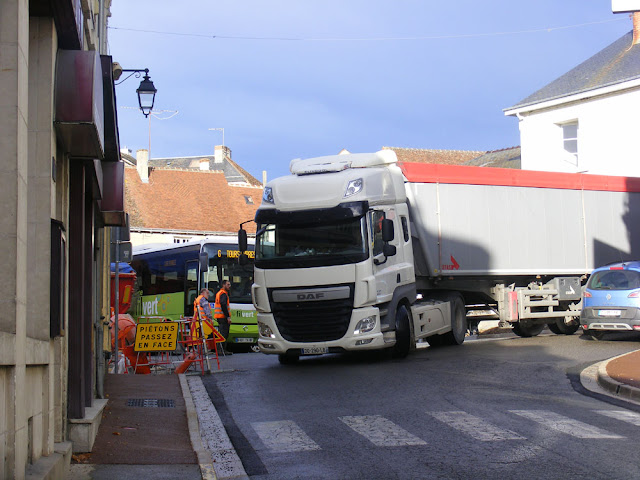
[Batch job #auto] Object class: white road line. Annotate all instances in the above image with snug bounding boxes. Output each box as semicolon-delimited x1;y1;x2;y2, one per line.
339;415;427;447
595;410;640;426
428;411;525;441
251;420;321;453
509;410;624;439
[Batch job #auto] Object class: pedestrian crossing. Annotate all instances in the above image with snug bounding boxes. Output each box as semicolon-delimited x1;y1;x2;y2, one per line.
250;409;637;453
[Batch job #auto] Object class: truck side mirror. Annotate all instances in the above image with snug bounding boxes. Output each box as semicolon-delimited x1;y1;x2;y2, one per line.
199;252;209;272
238;227;248;252
382;218;394;242
383;243;396;257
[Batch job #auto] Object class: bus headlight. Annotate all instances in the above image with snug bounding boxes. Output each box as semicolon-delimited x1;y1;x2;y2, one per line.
258;321;275;338
354;316;376;335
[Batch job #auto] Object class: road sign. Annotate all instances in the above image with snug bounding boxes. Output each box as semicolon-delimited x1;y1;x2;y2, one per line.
134;322;179;351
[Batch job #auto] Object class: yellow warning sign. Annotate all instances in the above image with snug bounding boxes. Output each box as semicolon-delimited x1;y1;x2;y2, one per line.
134;322;179;352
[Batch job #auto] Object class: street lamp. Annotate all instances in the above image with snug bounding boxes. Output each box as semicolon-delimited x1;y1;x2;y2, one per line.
135;71;157;117
115;67;157;117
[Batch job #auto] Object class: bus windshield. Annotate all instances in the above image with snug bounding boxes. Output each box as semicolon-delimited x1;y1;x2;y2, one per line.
202;243;254;304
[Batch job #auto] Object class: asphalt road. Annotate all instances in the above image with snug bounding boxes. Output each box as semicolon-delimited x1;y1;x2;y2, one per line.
199;332;640;480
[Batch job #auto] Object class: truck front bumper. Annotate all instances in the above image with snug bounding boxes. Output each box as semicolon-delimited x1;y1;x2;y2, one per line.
256;307;394;355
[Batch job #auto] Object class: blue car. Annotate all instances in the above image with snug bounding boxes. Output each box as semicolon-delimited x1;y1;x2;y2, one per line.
581;261;640;340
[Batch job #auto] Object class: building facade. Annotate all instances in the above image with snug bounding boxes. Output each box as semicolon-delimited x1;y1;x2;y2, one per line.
504;14;640;177
124;146;263;247
1;1;127;478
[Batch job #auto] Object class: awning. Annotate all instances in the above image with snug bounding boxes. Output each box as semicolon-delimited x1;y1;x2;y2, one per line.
100;161;126;226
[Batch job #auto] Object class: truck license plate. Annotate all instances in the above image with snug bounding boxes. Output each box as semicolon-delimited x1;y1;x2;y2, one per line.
599;310;621;317
302;346;328;355
235;337;254;343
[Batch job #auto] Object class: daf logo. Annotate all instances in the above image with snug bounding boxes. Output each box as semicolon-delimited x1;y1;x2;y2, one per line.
298;293;324;300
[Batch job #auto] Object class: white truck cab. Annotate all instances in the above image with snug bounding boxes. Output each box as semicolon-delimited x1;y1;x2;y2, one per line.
249;150;447;363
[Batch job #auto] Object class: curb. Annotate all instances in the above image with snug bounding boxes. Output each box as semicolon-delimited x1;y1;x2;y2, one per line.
179;374;218;480
596;352;640;403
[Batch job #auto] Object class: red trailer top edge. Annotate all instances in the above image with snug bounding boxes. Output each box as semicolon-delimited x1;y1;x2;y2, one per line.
398;162;640;193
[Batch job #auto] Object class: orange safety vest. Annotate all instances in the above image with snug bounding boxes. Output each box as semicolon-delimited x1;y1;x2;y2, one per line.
193;294;215;338
214;289;230;319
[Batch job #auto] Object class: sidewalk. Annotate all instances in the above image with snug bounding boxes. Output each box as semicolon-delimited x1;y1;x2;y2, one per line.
68;373;214;480
597;348;640;403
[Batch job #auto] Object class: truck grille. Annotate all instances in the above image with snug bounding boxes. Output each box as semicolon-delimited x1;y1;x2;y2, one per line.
269;285;354;342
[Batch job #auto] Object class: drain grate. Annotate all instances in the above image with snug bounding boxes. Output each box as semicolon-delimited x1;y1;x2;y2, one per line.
126;398;175;408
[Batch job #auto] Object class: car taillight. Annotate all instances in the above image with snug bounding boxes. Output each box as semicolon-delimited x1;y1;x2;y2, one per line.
609;266;624;270
584;291;592;298
628;291;640;298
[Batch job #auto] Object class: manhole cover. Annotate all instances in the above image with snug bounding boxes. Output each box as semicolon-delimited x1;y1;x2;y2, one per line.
126;398;175;408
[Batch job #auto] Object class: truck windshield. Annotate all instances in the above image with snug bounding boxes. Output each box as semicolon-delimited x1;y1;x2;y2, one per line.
255;217;368;268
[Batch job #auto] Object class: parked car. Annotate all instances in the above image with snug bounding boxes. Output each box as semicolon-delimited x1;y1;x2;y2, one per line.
581;261;640;340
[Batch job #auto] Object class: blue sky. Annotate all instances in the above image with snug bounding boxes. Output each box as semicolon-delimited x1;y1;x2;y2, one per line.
108;1;631;181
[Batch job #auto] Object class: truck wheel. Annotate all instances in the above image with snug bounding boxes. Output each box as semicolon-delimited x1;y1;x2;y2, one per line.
392;305;411;358
443;294;467;345
512;322;544;337
547;319;579;335
426;335;444;348
278;353;300;364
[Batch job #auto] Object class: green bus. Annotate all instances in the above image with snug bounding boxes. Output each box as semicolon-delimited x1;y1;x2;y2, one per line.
130;237;257;351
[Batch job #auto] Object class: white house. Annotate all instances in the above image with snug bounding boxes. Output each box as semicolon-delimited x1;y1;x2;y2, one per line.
504;13;640;177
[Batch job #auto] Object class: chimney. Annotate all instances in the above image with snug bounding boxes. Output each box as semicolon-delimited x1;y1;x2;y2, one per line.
199;158;210;170
136;149;149;183
262;170;267;186
214;145;231;164
634;12;640;45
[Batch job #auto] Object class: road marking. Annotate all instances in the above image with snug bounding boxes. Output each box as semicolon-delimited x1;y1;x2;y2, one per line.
509;410;624;439
428;411;525;441
595;410;640;426
251;420;321;453
339;415;427;447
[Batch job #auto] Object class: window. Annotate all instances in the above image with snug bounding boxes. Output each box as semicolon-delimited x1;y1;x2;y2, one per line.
370;211;386;257
401;217;410;242
561;121;578;165
174;236;192;243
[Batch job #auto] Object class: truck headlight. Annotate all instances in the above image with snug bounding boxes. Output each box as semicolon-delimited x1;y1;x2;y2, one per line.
344;178;363;198
258;321;275;338
354;316;376;335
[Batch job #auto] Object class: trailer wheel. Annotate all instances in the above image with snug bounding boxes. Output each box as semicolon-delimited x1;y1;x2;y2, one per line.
278;353;300;365
512;322;545;337
443;294;467;345
392;305;411;358
547;319;580;335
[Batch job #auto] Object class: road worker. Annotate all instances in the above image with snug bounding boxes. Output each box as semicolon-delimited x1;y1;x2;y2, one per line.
214;280;233;355
192;288;215;339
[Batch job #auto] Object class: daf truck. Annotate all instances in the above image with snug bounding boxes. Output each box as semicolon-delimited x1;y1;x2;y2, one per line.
238;150;640;363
